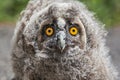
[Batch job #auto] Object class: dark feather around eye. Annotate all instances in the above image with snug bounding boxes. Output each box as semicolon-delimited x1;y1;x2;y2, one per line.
41;24;54;36
70;24;81;33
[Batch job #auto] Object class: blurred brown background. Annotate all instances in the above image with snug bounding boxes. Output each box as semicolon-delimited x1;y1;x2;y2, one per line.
0;0;120;80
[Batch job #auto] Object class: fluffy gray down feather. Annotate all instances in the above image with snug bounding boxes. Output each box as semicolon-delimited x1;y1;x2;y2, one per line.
11;0;118;80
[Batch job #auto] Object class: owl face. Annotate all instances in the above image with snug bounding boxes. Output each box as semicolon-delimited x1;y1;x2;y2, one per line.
24;3;86;58
39;18;80;51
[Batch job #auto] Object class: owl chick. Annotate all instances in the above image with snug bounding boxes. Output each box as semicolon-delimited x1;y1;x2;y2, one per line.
11;0;118;80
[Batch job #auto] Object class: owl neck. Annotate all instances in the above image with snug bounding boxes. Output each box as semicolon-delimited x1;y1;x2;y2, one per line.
28;51;108;80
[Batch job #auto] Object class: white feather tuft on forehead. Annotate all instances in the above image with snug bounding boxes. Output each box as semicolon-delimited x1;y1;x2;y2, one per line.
57;17;66;29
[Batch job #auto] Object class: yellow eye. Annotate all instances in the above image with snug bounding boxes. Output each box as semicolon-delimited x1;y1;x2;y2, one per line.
45;27;54;36
69;27;78;36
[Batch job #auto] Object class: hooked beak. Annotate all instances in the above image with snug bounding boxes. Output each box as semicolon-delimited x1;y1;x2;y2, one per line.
56;31;66;52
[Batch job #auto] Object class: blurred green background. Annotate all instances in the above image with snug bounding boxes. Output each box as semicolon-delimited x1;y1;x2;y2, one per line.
0;0;120;28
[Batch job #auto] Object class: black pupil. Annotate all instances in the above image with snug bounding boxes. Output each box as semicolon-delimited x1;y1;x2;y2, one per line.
48;30;51;32
72;29;75;32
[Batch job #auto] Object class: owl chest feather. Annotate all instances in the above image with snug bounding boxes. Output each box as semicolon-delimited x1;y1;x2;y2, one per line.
32;57;87;80
23;51;107;80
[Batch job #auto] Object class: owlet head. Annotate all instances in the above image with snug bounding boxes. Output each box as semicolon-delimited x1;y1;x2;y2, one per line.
24;2;87;58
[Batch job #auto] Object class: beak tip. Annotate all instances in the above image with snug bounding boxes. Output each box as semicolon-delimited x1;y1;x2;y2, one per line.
59;45;65;52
